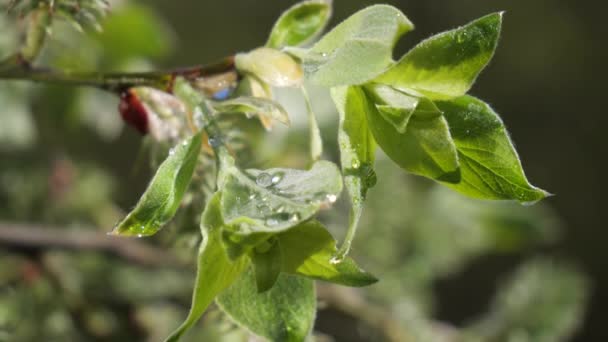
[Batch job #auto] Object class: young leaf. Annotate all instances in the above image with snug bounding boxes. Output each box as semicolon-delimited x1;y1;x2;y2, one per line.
211;96;290;131
376;12;502;99
266;0;332;49
291;5;413;86
217;270;316;342
330;86;376;258
220;160;343;233
165;192;248;342
436;95;549;202
235;47;303;87
252;237;283;292
111;132;203;237
278;220;377;286
363;86;461;183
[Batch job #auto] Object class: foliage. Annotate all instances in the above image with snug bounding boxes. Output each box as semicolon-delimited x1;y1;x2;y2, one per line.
0;1;588;342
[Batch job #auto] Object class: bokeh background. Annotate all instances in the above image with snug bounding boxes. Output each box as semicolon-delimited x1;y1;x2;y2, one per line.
0;0;604;341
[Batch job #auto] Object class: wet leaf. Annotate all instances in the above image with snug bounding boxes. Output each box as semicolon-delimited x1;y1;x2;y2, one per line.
290;5;413;86
211;96;290;131
220;160;343;234
436;95;549;202
111;132;202;237
376;13;502;99
278;220;377;286
235;47;303;87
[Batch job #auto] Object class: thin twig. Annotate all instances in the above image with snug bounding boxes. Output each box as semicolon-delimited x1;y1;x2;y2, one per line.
0;56;237;93
0;222;185;267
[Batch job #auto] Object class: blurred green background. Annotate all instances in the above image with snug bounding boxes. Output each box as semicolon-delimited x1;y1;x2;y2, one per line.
0;0;604;341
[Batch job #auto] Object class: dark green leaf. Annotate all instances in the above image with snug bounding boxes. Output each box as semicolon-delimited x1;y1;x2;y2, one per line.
362;85;461;183
436;95;549;202
252;238;283;292
376;13;502;99
165;192;248;342
330;86;376;257
266;0;332;49
291;5;413;86
220;160;343;234
111;132;203;237
217;270;315;342
278;220;377;286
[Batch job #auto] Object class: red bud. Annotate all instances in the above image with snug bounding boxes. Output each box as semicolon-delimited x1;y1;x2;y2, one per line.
119;90;149;134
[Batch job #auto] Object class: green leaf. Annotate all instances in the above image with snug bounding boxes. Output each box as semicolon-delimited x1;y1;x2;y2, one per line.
211;96;291;131
111;132;203;237
266;0;332;49
217;270;315;342
376;13;502;100
165;192;248;342
235;47;303;87
278;220;377;286
220;160;343;234
330;86;376;257
302;86;323;161
252;238;283;292
436;95;549;202
363;85;461;183
291;5;413;86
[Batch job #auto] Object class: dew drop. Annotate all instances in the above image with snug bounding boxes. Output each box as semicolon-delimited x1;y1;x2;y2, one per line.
276;205;285;213
271;172;284;185
168;148;176;156
329;256;342;265
256;172;273;187
208;137;222;148
289;213;300;222
326;194;337;203
265;218;279;226
136;234;143;238
248;193;257;200
351;159;361;169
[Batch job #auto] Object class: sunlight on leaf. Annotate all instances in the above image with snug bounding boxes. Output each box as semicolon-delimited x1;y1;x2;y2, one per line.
266;0;332;49
111;132;203;237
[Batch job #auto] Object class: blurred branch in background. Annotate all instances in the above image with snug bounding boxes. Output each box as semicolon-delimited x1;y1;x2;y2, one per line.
0;222;183;267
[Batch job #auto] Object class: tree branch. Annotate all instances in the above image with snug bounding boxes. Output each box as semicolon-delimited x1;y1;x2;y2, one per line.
0;56;237;94
0;222;186;267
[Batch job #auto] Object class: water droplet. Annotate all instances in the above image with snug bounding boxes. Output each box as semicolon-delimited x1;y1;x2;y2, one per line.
256;172;273;187
208;137;222;148
289;213;300;222
271;172;284;185
351;159;361;169
248;193;257;200
182;140;188;146
136;234;143;238
276;205;285;213
321;52;328;58
329;256;342;265
326;194;337;203
168;148;176;156
265;218;279;226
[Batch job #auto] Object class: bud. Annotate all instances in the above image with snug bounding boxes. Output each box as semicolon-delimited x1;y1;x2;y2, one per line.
235;47;303;87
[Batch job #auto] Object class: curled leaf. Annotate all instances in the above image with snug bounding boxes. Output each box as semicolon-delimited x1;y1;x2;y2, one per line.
267;0;332;49
211;96;290;130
